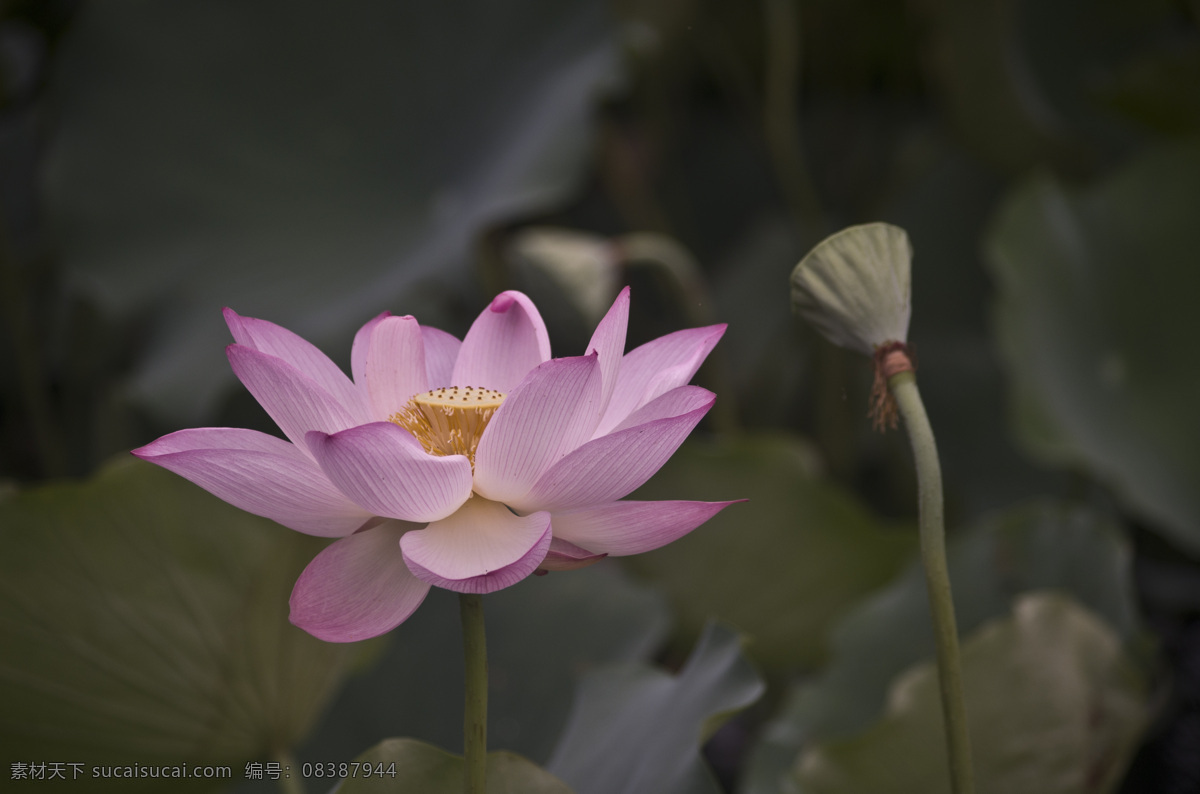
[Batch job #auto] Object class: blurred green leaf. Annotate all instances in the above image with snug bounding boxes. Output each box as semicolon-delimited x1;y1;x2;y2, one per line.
300;564;670;768
741;500;1139;794
0;458;364;791
339;738;572;793
45;0;618;423
914;0;1077;172
708;215;811;432
987;142;1200;554
916;0;1176;172
547;622;764;794
1101;44;1200;135
626;432;915;671
791;592;1147;794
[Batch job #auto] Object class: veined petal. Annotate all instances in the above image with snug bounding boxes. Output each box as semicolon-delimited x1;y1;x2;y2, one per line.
594;324;726;437
538;536;607;572
133;428;371;537
224;308;367;422
609;385;715;434
585;286;630;423
451;290;551;392
472;355;602;504
516;395;714;513
227;345;361;450
422;326;461;388
551;499;741;556
352;311;391;387
289;520;430;642
363;315;427;421
306;422;472;523
400;497;551;594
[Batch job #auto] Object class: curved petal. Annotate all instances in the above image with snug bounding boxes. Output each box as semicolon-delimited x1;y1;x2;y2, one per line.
352;310;391;386
538;536;607;572
451;290;551;392
552;499;741;556
400;497;551;594
585;286;630;424
306;422;472;523
422;326;461;389
609;385;716;434
594;324;726;437
363;315;427;421
227;345;360;450
224;308;367;422
289;520;430;642
133;428;371;537
472;355;602;504
515;395;714;513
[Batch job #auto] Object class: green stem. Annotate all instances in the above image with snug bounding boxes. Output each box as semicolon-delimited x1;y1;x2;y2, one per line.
762;0;826;229
460;593;488;794
274;751;304;794
888;371;975;794
0;211;67;477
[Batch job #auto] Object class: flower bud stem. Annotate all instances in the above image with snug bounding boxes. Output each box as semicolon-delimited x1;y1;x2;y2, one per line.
275;751;304;794
460;593;488;794
889;370;975;794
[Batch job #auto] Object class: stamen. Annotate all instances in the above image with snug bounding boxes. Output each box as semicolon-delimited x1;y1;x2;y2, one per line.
391;386;505;467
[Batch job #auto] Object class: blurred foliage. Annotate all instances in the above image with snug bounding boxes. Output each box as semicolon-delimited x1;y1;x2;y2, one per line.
0;455;673;792
790;592;1147;794
0;459;367;791
340;739;572;794
741;500;1145;793
299;559;670;769
627;433;915;674
547;623;764;794
37;0;619;425
988;142;1200;554
3;0;1199;790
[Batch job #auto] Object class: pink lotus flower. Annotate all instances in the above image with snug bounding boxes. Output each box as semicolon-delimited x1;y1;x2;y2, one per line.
133;288;737;642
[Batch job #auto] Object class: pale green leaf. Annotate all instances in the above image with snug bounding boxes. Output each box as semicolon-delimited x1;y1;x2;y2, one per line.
627;433;915;671
987;142;1200;553
741;501;1139;794
793;593;1147;794
0;458;366;790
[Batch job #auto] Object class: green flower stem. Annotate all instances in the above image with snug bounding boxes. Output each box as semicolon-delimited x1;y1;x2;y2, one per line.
889;370;975;794
0;212;66;477
460;593;488;794
274;751;304;794
762;0;826;229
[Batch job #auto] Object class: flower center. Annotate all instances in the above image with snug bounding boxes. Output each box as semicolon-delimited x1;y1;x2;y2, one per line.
390;386;505;466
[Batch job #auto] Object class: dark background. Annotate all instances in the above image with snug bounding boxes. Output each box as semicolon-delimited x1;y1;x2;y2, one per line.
2;1;1199;791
